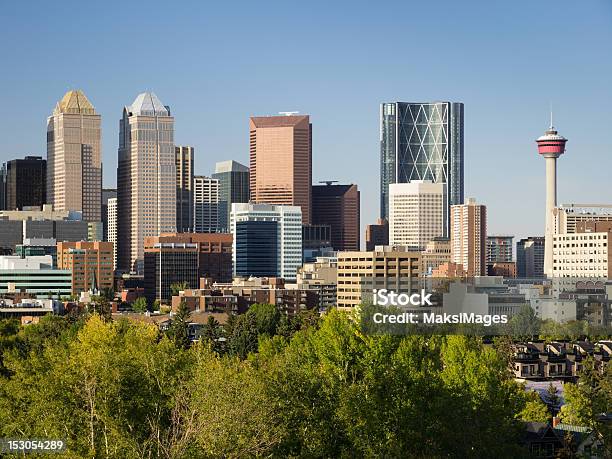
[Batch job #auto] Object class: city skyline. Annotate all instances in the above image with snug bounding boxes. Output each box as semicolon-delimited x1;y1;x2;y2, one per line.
1;1;611;243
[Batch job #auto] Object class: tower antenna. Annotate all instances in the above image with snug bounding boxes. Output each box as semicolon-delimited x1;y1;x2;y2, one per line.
549;102;554;130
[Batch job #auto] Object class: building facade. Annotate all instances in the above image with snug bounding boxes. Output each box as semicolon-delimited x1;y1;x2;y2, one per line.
249;114;312;224
337;247;421;309
365;218;389;251
47;90;101;222
107;197;117;270
311;183;360;251
117;92;176;273
176;146;194;233
389;180;443;250
57;241;114;295
193;176;219;233
380;102;464;237
4;156;46;210
420;237;451;276
231;203;302;280
212;160;249;232
101;188;117;241
517;237;545;278
450;198;486;276
486;235;514;264
144;233;233;302
0;255;71;297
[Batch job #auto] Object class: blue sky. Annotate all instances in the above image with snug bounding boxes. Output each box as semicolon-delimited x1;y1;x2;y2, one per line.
1;0;611;243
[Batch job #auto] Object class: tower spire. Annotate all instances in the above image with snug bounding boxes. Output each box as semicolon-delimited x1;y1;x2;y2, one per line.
549;103;554;130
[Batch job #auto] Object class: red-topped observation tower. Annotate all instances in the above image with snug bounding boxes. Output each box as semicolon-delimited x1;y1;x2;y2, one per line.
536;116;567;277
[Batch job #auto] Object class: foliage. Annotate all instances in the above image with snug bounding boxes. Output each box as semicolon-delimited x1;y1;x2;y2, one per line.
170;282;188;297
131;297;148;313
519;391;551;423
168;301;191;349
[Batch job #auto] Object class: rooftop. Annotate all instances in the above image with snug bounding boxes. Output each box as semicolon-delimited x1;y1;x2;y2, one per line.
55;90;96;115
128;92;170;117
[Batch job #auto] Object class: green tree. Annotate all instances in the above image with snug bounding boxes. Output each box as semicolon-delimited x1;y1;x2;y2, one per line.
519;391;550;423
170;281;188;297
152;299;161;312
246;303;280;336
228;313;258;359
509;304;541;339
168;301;191;349
132;297;148;313
545;382;561;414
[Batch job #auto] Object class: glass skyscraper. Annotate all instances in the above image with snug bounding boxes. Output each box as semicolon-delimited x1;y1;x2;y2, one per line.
380;102;464;237
212;160;249;232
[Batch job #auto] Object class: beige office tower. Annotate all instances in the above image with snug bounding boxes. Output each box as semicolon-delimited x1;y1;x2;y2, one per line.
389;180;444;250
176;146;194;232
450;198;486;276
117;93;176;273
46;90;102;222
249;114;312;224
107;197;117;270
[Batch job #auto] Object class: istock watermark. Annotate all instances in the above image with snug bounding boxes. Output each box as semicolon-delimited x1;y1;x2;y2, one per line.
373;288;433;307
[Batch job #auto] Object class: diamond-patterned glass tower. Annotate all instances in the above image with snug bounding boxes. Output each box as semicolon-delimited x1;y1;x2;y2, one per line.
380;102;464;237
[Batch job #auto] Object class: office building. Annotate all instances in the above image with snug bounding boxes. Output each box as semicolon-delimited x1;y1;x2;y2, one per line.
389;180;444;250
87;222;103;241
486;235;514;264
249;114;312;224
57;241;114;296
0;164;6;210
420;237;451;276
101;189;117;241
312;182;360;251
47;90;101;222
516;236;545;278
365;218;389;251
553;204;612;234
536;121;567;277
117;92;176;273
176;146;194;233
16;238;58;267
4;156;46;210
296;256;337;311
107;197;117;270
212;160;249;232
450;198;486;276
0;255;71;297
193;176;219;233
302;224;333;262
231;203;302;280
553;232;611;278
380;102;464;237
144;233;233;302
337;247;421;309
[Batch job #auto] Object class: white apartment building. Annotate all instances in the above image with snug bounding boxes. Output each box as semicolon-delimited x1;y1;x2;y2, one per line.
389;181;444;250
230;203;302;280
552;232;611;278
554;204;612;234
117;93;176;273
194;176;219;233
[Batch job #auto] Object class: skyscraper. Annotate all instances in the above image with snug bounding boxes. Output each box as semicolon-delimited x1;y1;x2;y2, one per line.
231;203;302;280
365;218;389;251
312;183;360;251
107;197;117;271
175;146;194;233
388;180;443;250
516;236;545;278
380;102;464;236
212;160;249;232
249;114;312;224
101;188;117;241
47;90;101;222
117;92;176;273
536;120;567;277
4;156;46;210
193;176;219;233
450;198;486;277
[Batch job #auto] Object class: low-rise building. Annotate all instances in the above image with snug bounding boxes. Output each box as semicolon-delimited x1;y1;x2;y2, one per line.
0;255;71;297
57;241;114;296
337;246;421;309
